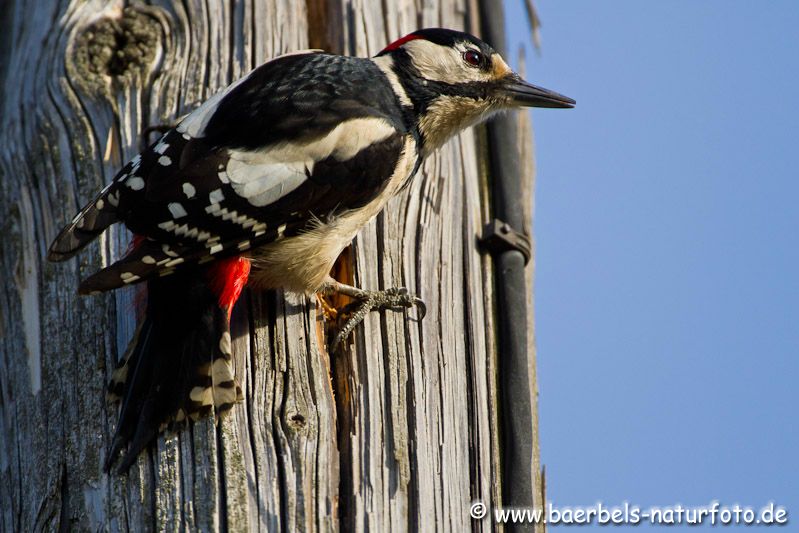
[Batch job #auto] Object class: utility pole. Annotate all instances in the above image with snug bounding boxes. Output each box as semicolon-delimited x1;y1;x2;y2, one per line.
0;1;542;530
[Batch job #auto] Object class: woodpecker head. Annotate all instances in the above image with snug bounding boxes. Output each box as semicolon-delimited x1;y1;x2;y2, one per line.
376;28;575;152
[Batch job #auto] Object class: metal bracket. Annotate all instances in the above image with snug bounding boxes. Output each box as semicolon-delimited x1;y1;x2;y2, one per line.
479;219;532;265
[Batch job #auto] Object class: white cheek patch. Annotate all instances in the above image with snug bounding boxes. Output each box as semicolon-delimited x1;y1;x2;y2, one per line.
403;40;493;85
225;117;396;207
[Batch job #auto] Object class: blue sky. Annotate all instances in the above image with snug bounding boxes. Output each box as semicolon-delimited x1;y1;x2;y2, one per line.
505;1;799;530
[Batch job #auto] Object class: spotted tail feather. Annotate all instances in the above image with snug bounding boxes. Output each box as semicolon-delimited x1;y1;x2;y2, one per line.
104;259;248;473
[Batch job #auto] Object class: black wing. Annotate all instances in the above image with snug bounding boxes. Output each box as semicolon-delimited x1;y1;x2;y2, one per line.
48;52;414;293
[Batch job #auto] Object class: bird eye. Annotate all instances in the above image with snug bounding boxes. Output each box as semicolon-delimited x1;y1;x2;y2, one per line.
462;50;483;67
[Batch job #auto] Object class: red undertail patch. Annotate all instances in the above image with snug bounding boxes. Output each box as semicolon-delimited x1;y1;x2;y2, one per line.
207;256;251;318
129;233;146;253
380;33;424;53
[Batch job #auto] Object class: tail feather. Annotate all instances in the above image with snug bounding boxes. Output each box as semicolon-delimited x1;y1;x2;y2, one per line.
107;318;147;403
104;262;247;473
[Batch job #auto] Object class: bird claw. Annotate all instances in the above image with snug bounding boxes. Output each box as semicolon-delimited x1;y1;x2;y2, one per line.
374;287;426;317
393;288;426;320
330;286;426;347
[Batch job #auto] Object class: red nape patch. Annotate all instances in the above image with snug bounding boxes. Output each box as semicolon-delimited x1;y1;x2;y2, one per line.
380;33;424;53
207;257;251;318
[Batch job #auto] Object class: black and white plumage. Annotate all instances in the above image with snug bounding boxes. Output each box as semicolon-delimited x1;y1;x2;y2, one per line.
53;52;413;294
48;28;574;472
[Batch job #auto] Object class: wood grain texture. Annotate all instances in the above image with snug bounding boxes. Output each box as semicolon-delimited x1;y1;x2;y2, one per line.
0;0;540;530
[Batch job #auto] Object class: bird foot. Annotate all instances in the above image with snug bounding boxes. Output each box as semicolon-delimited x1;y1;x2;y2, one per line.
321;281;426;347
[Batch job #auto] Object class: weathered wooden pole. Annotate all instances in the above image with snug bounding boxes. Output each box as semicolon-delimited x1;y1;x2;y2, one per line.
0;1;541;530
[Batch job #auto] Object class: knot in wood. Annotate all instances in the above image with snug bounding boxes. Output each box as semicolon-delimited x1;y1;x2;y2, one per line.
287;412;307;430
70;7;160;90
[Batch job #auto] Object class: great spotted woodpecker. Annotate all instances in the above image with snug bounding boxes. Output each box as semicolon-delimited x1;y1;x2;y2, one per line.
48;28;574;472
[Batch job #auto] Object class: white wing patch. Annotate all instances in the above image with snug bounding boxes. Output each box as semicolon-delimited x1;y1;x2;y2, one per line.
226;159;308;207
168;202;187;219
225;117;397;207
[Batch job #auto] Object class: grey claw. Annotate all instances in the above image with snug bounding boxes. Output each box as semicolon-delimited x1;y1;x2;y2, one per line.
329;286;427;348
332;299;370;346
394;288;426;319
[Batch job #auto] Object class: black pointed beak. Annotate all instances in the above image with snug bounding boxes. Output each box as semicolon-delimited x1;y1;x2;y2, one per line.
501;75;575;108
